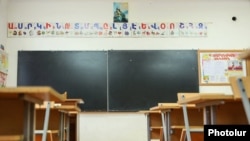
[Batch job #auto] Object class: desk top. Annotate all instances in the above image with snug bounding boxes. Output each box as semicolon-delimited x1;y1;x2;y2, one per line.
36;98;84;113
177;93;234;105
0;86;66;103
62;98;84;107
36;104;82;113
65;98;84;104
150;103;196;111
139;110;161;114
157;103;180;108
150;103;181;111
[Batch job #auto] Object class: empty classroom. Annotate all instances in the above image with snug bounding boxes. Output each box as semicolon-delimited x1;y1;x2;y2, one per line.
1;0;250;141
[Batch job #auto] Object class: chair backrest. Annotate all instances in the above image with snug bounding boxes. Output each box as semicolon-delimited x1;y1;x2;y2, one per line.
229;76;250;99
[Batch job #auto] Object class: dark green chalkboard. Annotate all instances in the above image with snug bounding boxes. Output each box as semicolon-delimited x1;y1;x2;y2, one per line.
17;51;108;111
17;50;199;111
108;50;199;111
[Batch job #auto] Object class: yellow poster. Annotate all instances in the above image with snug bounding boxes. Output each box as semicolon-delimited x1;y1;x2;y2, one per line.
199;50;246;85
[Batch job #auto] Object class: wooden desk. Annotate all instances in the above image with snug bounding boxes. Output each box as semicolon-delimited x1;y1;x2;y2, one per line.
150;103;202;141
177;93;233;141
36;98;84;141
0;86;66;141
140;110;162;141
150;103;183;141
59;99;84;141
150;103;177;141
141;103;203;141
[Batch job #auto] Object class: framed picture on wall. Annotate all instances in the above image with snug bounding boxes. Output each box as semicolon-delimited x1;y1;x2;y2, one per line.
113;2;128;23
198;50;247;85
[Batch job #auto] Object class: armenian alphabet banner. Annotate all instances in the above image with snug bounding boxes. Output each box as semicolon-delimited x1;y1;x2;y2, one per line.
7;22;208;38
198;50;246;85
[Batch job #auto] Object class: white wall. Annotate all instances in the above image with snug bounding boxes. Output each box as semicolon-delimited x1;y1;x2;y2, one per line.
5;0;250;141
6;0;250;93
0;0;7;46
78;112;148;141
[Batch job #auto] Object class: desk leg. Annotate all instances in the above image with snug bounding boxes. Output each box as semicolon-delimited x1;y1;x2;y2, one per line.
42;101;51;141
210;106;216;125
161;111;171;141
66;115;70;141
161;112;167;141
237;78;250;124
146;114;151;141
182;104;191;141
23;101;35;141
203;107;209;125
204;106;217;125
166;112;171;141
59;112;65;141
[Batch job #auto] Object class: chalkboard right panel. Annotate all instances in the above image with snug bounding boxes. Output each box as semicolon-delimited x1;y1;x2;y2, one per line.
108;50;199;111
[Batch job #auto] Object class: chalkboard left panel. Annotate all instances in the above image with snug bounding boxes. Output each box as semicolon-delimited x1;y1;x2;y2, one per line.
17;51;108;111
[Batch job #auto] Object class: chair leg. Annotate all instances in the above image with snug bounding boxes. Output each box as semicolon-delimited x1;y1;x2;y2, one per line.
180;129;186;141
48;132;53;141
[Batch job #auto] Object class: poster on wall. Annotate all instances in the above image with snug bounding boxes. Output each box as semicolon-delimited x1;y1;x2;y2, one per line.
0;71;7;87
0;49;8;87
113;2;128;23
198;50;246;85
